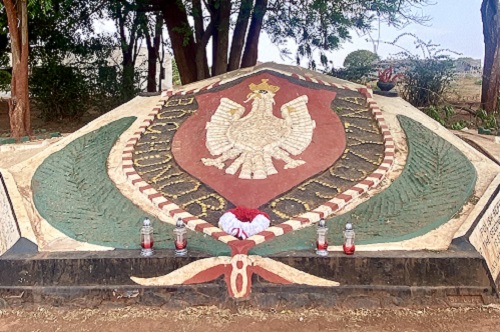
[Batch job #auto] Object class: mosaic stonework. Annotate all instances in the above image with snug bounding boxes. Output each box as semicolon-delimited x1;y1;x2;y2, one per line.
131;70;390;229
31;118;230;255
126;68;394;257
250;115;477;255
21;64;486;301
202;79;316;180
123;66;395;298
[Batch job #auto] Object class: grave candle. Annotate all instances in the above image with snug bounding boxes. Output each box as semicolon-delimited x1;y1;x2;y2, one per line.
174;217;187;256
316;218;328;256
140;218;154;257
343;222;355;255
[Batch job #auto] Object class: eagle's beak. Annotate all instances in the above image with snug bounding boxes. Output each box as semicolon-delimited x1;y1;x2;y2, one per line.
244;92;260;103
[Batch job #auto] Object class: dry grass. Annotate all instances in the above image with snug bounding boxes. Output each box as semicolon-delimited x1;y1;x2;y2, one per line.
1;304;499;323
446;76;482;105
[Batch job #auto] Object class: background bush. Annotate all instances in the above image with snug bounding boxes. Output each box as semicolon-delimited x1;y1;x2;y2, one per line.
386;33;457;108
30;59;91;120
400;57;456;107
0;69;11;92
29;52;141;121
330;49;379;84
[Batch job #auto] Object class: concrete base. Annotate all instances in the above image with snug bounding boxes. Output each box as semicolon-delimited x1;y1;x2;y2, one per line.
0;246;497;309
0;284;495;309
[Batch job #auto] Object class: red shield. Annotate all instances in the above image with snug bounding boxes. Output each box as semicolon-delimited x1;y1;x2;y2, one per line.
172;72;345;208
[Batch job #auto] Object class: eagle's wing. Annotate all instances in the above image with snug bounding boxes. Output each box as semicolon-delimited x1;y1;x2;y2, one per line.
205;98;245;156
279;95;316;155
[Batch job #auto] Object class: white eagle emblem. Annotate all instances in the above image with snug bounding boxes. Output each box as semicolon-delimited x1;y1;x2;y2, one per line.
201;79;316;179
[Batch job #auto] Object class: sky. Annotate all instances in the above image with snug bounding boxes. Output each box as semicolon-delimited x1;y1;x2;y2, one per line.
94;0;485;69
258;0;485;68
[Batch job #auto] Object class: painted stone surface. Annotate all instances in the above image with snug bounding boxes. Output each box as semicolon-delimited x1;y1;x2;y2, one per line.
14;64;488;301
174;73;344;208
133;70;384;225
30;65;395;299
0;172;20;255
124;66;395;297
251;115;477;255
132;254;339;299
200;79;318;180
469;189;500;283
32;118;230;255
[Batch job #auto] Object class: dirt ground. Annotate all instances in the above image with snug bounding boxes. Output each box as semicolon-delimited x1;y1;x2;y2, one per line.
0;101;100;137
0;305;498;332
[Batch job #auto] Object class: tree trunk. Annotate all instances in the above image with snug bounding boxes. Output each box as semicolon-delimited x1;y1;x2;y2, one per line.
144;13;162;92
145;38;157;92
481;0;500;113
241;0;268;68
116;5;141;100
160;0;198;84
4;0;30;139
194;24;213;80
228;0;253;71
211;0;231;76
122;52;136;99
192;0;210;80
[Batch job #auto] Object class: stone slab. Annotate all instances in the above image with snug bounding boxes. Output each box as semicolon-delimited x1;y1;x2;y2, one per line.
1;63;500;305
0;284;495;309
132;69;387;228
468;181;500;288
0;249;491;287
0;248;496;308
454;129;500;165
0;171;20;256
30;118;230;255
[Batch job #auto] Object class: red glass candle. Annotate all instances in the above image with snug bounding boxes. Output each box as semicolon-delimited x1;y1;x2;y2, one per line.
140;218;154;257
343;222;355;255
174;218;188;256
316;219;328;256
175;239;187;250
141;237;154;249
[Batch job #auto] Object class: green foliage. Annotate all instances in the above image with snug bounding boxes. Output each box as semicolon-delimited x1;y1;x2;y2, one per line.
422;105;468;130
92;62;139;114
423;105;454;126
476;108;498;129
261;0;431;70
30;55;137;120
390;34;457;107
450;120;467;130
0;70;11;92
172;59;181;86
401;58;455;107
26;0;144;119
30;60;91;120
332;66;373;84
331;50;379;83
343;50;379;69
